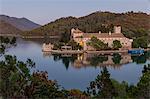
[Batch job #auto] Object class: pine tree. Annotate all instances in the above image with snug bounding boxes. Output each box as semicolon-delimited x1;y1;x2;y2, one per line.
87;67;117;98
136;64;150;99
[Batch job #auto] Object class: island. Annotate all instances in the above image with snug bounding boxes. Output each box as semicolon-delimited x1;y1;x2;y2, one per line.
42;25;149;54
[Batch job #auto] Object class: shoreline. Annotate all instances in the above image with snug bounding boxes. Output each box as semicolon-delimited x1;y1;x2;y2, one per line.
0;34;60;39
43;49;150;54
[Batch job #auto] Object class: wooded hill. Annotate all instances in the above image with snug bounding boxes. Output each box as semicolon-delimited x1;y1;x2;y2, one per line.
25;11;150;39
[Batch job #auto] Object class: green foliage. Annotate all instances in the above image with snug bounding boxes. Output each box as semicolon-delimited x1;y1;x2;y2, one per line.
134;28;149;37
1;53;150;98
123;64;150;98
87;36;109;50
26;11;150;48
87;67;117;98
61;57;71;69
3;37;10;44
87;64;150;99
0;54;87;98
136;64;150;99
112;40;122;50
60;32;70;43
53;40;83;50
142;64;150;73
67;89;89;99
126;85;138;98
68;40;83;50
25;71;67;98
132;36;148;48
1;36;150;98
89;55;108;66
53;42;64;50
0;44;5;54
112;53;122;64
111;80;129;98
53;54;77;69
131;54;147;64
0;55;35;98
0;36;16;54
10;37;16;45
28;11;150;40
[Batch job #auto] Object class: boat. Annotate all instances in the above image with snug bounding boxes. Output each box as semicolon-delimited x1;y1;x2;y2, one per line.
128;49;144;54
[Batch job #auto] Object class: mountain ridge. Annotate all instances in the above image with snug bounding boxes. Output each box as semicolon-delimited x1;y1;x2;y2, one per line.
0;20;22;35
0;15;41;31
26;11;150;39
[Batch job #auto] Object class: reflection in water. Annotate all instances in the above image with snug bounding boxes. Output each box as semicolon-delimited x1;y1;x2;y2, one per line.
73;53;132;69
112;53;122;64
43;52;52;58
52;54;77;69
131;51;150;64
6;39;150;90
89;55;108;66
42;51;150;69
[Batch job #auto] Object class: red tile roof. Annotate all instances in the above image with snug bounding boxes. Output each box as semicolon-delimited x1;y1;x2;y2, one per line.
83;33;125;38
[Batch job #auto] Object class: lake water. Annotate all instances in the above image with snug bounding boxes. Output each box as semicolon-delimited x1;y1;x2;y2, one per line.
5;38;150;91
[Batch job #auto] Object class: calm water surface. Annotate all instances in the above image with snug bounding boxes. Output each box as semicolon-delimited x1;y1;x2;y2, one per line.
5;39;150;90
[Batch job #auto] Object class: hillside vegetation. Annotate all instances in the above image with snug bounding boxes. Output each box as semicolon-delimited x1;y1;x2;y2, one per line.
26;11;150;39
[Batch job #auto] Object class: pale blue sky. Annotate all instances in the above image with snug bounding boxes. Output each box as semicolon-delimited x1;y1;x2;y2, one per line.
0;0;149;25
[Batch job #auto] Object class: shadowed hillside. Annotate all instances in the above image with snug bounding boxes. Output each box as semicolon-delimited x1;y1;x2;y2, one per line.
0;20;21;34
0;15;40;31
26;11;150;39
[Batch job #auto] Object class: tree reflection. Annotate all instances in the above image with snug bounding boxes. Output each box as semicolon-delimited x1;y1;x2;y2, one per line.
62;57;70;69
145;50;150;59
112;53;122;64
53;54;78;70
131;54;147;64
53;54;61;61
131;51;150;64
90;55;108;66
52;52;150;69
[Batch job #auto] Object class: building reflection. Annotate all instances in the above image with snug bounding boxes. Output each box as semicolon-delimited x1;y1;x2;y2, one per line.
72;53;133;69
43;52;52;58
43;52;136;69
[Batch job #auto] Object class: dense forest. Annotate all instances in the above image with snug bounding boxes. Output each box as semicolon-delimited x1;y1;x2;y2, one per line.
25;11;150;40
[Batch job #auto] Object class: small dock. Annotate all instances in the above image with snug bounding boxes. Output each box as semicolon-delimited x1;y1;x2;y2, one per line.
86;50;128;55
144;48;150;51
51;50;84;54
42;43;150;55
43;49;150;55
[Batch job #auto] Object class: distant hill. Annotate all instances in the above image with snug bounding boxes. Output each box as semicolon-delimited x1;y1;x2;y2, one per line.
27;11;150;39
0;20;21;34
0;15;40;31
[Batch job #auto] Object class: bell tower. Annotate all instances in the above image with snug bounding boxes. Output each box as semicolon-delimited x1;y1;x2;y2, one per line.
114;26;121;33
